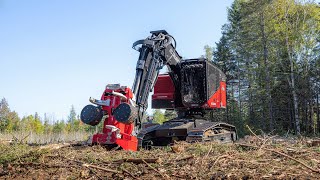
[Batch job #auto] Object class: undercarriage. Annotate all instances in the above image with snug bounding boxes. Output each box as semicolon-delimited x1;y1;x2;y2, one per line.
138;118;237;149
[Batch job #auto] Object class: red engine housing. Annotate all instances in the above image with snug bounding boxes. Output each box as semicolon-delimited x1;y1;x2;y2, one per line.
152;74;226;110
152;59;227;111
152;75;175;109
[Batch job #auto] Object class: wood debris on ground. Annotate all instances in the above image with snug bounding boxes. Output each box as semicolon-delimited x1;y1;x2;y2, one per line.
0;135;320;179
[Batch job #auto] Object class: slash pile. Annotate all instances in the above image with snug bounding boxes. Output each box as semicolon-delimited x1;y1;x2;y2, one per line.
1;136;320;179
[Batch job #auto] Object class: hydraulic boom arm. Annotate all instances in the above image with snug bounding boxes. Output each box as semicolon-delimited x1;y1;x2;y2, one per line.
114;30;182;127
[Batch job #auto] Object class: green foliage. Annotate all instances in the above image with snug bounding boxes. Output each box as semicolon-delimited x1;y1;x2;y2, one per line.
213;34;236;80
211;0;320;136
203;45;214;61
164;110;177;121
0;98;20;132
153;109;166;124
52;120;66;133
20;115;44;134
0;143;32;164
65;105;86;132
68;105;77;124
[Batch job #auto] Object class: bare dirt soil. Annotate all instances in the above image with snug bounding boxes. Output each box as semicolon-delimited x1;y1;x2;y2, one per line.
1;136;320;179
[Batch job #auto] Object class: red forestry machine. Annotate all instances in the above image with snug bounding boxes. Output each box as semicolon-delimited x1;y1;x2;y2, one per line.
80;30;237;151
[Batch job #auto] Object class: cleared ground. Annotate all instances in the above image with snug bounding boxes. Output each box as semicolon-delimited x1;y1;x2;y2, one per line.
1;136;320;179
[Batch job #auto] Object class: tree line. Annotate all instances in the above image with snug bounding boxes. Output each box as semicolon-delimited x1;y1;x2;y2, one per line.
0;97;174;134
206;0;319;136
0;98;97;134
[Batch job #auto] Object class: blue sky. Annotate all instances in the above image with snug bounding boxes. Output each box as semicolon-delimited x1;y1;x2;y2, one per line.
0;0;233;121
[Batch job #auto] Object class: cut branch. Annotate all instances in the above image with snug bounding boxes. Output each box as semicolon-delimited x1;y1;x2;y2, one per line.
142;159;170;180
114;158;161;164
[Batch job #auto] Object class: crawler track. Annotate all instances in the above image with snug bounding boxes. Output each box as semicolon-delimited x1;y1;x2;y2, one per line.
138;119;237;149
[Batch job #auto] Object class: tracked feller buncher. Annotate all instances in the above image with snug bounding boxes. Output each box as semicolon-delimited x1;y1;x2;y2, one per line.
80;30;237;151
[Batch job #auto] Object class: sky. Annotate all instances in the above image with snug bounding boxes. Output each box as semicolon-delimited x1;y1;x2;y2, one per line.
0;0;234;121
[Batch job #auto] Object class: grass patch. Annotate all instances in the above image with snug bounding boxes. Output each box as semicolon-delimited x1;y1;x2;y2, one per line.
0;143;32;164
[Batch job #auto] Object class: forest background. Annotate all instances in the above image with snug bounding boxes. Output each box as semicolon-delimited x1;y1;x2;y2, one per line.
0;0;319;142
